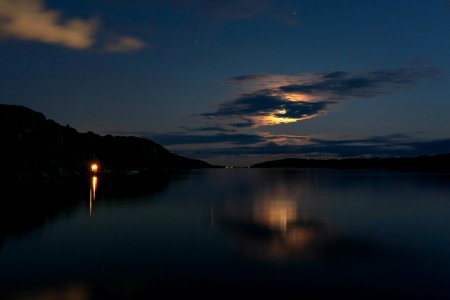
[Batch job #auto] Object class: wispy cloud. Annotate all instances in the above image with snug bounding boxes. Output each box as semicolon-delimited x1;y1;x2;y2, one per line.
146;132;266;145
0;0;146;52
171;0;299;26
168;133;450;160
174;0;271;20
201;65;439;129
105;36;146;53
104;128;450;164
0;0;97;49
181;126;235;133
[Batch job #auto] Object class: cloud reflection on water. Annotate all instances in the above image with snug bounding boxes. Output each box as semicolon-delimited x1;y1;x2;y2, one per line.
216;182;386;264
5;283;90;300
219;199;334;262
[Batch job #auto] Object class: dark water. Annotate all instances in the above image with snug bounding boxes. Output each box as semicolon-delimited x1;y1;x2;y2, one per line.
1;169;450;299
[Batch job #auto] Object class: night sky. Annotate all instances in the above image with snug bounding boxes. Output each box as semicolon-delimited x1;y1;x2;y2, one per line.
1;0;450;166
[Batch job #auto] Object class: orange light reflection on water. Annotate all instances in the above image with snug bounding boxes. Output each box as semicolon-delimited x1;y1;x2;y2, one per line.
89;175;98;216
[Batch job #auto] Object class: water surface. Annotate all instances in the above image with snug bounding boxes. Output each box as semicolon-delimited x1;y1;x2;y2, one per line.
1;169;450;299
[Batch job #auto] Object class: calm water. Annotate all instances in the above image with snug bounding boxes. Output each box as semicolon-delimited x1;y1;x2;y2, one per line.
1;169;450;299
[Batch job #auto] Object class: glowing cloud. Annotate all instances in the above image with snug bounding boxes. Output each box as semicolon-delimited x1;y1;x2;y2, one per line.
0;0;98;49
201;65;438;128
105;36;147;53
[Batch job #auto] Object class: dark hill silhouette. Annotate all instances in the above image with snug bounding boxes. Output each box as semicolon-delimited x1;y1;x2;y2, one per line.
251;155;450;170
0;104;214;181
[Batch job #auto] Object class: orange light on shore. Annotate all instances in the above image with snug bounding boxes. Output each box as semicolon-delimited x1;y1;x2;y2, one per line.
91;164;98;173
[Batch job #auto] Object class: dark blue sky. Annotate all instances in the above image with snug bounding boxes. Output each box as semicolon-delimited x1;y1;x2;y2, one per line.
1;0;450;165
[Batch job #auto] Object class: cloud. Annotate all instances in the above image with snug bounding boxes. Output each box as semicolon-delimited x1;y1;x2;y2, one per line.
172;0;272;20
171;0;299;25
0;0;98;49
105;36;146;52
181;126;235;133
176;135;450;159
146;132;266;145
0;0;146;52
231;121;255;128
101;130;269;145
202;93;332;127
105;128;450;163
201;65;439;129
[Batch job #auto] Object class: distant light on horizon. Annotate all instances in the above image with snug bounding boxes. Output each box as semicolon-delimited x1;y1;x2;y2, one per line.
91;164;98;173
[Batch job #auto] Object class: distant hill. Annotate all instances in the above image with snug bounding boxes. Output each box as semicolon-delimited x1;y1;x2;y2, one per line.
0;104;214;181
251;155;450;170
